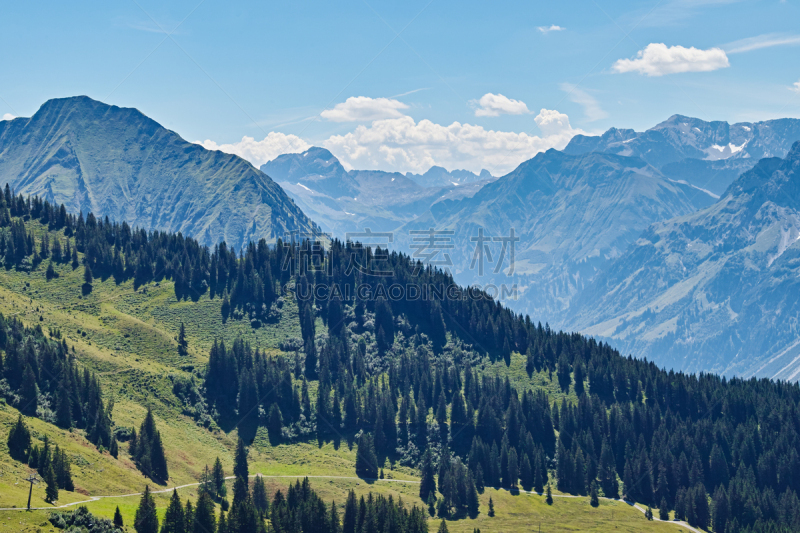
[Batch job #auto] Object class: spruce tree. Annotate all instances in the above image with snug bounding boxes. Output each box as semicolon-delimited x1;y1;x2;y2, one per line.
44;463;58;503
438;519;449;533
252;475;269;517
232;437;249;505
114;506;124;528
546;483;553;505
659;498;670;521
193;491;216;533
212;457;226;498
487;497;495;517
590;481;599;507
177;322;189;357
7;414;31;461
355;432;378;479
161;489;186;533
342;489;357;533
419;448;437;502
134;485;159;533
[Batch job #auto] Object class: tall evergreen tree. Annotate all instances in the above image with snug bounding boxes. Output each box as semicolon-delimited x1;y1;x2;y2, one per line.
355;433;378;479
6;414;31;461
161;489;186;533
135;485;159;533
177;322;189;357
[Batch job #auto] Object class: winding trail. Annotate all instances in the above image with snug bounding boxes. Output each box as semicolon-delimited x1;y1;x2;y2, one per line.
0;474;703;531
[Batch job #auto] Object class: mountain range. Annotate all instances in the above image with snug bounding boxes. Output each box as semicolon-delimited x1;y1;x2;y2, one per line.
396;148;716;318
262;147;494;236
0;96;317;248
564;114;800;196
566;141;800;381
4;96;800;380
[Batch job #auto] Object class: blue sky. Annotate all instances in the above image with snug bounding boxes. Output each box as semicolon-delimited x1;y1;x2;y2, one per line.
1;0;799;174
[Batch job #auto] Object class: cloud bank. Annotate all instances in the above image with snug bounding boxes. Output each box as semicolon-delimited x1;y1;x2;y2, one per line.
320;96;409;122
197;133;310;168
472;93;531;117
324;109;582;175
612;43;729;76
1;113;15;121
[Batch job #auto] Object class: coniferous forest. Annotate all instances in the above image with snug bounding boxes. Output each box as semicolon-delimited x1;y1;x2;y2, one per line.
2;190;800;532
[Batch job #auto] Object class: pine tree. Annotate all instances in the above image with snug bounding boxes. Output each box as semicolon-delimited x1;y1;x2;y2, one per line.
212;457;226;499
419;448;437;502
134;485;159;533
177;322;189;357
343;489;357;533
110;436;119;459
114;506;124;528
193;491;216;533
427;492;436;517
83;263;93;286
437;519;449;533
233;437;249;505
546;483;553;505
645;506;653;520
488;497;495;517
252;475;269;517
216;511;227;533
659;497;670;521
268;403;283;442
7;414;31;461
46;261;56;280
355;433;378;479
161;489;186;533
44;463;59;503
590;481;599;507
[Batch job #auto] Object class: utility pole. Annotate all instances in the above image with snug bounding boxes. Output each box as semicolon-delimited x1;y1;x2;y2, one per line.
25;473;39;511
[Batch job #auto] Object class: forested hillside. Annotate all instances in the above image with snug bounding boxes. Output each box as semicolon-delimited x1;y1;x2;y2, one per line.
1;188;799;533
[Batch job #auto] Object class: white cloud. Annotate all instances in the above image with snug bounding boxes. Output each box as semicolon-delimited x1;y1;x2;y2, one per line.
725;33;800;54
323;109;583;175
560;83;608;122
1;113;15;121
612;43;729;76
196;132;311;168
472;93;531;117
537;25;565;34
791;80;800;94
320;96;409;122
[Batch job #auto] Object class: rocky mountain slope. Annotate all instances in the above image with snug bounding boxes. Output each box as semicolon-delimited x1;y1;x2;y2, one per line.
262;147;493;236
564;114;800;196
567;142;800;380
396;149;715;319
0;96;317;248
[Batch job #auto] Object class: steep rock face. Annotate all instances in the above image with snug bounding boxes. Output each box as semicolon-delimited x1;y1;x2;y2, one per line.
567;143;800;380
262;148;493;236
396;149;714;319
0;96;317;248
564;115;800;195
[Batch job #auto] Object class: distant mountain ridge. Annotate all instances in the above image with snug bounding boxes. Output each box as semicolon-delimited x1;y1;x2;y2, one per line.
565;114;800;195
396;148;716;319
567;141;800;380
0;96;317;248
261;147;494;236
